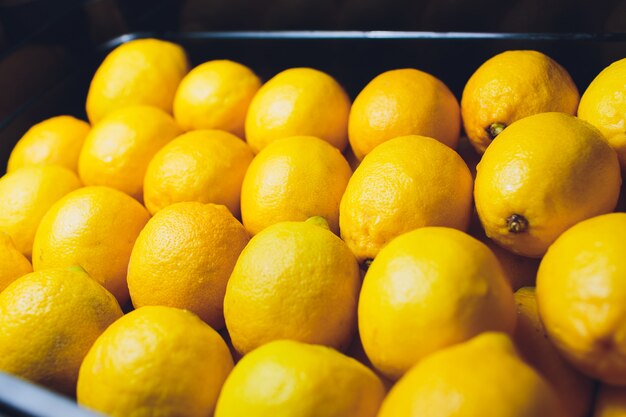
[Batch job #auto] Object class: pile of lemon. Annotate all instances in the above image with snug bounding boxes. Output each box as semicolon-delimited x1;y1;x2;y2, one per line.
2;37;626;417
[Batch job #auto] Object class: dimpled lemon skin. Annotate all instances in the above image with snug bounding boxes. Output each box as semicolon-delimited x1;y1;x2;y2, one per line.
462;50;579;154
241;135;352;235
475;112;621;258
0;165;81;258
537;212;626;385
594;385;626;417
0;232;32;291
0;267;122;395
359;227;516;380
143;129;254;216
174;60;261;136
32;186;150;305
214;340;385;417
224;220;360;355
378;332;567;417
579;58;626;171
77;306;234;417
348;68;460;160
340;135;473;262
514;287;594;417
245;67;351;153
128;202;249;329
7;115;90;173
78;105;181;201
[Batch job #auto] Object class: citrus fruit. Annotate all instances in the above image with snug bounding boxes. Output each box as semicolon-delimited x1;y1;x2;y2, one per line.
214;340;385;417
143;129;254;216
86;38;188;123
475;112;620;257
536;212;626;385
377;332;566;417
358;227;516;380
174;59;261;136
32;186;150;305
128;202;249;329
0;232;32;292
579;57;626;171
348;68;460;160
462;50;579;153
7;115;90;173
594;385;626;417
245;67;350;153
223;217;360;354
514;287;594;417
77;306;233;417
0;165;81;258
339;135;473;262
0;266;122;395
240;135;352;235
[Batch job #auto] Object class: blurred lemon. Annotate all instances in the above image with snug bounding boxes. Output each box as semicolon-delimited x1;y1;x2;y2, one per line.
7;115;90;173
594;385;626;417
86;38;188;123
174;59;261;136
245;67;351;153
0;232;32;291
78;105;181;201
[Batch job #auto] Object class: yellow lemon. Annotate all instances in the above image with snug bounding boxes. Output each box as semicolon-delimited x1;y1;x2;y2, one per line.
86;38;188;123
143;129;254;216
174;59;261;136
77;306;233;417
462;50;579;153
514;287;594;417
241;135;351;235
348;68;460;160
32;186;150;305
0;165;81;258
594;385;626;417
224;218;360;354
579;58;626;171
358;227;516;380
475;112;621;257
128;202;249;329
214;340;385;417
0;266;122;395
378;332;566;417
7;115;90;173
0;232;32;291
245;67;351;153
339;135;473;262
78;105;181;201
536;212;626;385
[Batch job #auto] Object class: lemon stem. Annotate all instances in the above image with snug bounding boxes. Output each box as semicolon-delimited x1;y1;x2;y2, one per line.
506;214;529;234
487;122;506;140
66;265;87;274
305;216;330;230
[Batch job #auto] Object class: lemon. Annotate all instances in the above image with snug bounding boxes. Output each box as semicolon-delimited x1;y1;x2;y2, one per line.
462;50;579;153
358;227;516;380
241;135;352;235
128;202;249;329
78;105;181;201
214;340;385;417
579;57;626;171
7;115;90;173
340;135;473;262
77;306;233;417
86;38;188;123
348;68;460;160
245;67;351;153
0;266;122;395
174;59;261;136
32;186;150;305
0;232;32;291
378;332;566;417
594;385;626;417
143;129;254;216
224;218;360;354
537;212;626;385
475;112;621;257
0;165;81;258
514;287;594;417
